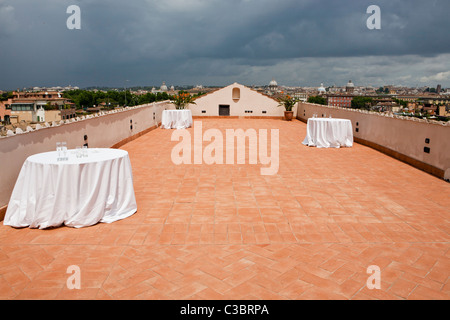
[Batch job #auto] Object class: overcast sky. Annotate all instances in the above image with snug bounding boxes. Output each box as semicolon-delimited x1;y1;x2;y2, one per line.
1;0;450;90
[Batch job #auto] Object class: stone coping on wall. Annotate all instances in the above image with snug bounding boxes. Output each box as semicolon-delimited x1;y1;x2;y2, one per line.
298;103;450;127
192;116;284;119
0;101;171;138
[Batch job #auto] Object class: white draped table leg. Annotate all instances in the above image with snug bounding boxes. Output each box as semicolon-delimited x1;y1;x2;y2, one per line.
302;118;353;148
161;110;193;129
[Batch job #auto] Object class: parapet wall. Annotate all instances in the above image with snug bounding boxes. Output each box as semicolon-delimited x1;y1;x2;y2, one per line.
0;101;170;211
296;102;450;181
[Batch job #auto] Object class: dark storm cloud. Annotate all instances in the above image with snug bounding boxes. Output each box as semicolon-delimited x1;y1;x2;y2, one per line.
0;0;449;89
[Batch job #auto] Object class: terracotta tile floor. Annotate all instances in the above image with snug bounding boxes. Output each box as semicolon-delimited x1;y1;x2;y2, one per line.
0;118;449;300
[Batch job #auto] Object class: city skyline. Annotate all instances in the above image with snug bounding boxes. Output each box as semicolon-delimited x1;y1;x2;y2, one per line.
5;80;448;93
1;0;450;90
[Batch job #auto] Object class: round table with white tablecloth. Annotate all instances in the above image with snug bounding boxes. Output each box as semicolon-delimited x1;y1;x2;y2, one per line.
3;148;137;229
302;118;353;148
161;109;193;129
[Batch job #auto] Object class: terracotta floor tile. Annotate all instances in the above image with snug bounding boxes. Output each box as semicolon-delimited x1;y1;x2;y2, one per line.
0;276;17;299
254;233;270;244
228;233;243;244
278;280;312;298
15;286;62;300
388;278;418;299
1;119;449;300
213;233;228;245
406;285;449;300
195;287;226;300
300;287;348;300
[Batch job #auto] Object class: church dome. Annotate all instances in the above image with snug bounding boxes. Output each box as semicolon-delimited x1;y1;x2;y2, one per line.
346;80;354;87
160;81;168;91
269;78;278;87
318;83;326;93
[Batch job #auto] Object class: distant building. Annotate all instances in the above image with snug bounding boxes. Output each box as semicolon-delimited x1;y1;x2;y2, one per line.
437;105;449;117
268;78;278;92
318;83;326;95
420;96;450;105
0;102;11;123
2;90;75;123
389;89;398;95
437;84;442;94
188;82;287;117
375;101;401;113
266;78;280;95
396;95;420;103
292;92;308;102
30;85;79;92
345;80;355;94
327;94;353;108
151;81;170;94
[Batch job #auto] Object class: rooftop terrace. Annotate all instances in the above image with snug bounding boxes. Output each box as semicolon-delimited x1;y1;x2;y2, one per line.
0;118;449;300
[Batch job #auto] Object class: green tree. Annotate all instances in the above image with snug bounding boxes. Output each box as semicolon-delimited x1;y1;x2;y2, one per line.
78;91;95;109
307;96;327;105
351;96;373;110
62;89;171;109
138;93;156;104
0;91;13;101
393;98;408;108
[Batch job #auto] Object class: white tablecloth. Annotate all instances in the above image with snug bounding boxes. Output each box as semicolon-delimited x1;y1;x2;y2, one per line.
161;110;193;129
3;148;137;229
302;118;353;148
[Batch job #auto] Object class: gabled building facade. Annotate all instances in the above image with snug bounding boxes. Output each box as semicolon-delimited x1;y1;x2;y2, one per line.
188;82;290;118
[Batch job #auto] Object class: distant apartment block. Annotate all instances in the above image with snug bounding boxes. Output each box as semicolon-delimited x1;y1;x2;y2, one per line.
327;94;353;108
0;90;76;123
0;100;11;123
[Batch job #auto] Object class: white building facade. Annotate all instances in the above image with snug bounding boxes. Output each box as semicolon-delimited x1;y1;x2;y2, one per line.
187;83;291;118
